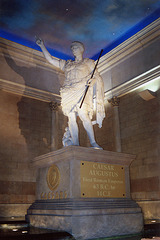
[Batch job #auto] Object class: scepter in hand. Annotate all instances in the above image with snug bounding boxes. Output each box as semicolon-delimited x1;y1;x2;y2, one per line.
79;49;103;108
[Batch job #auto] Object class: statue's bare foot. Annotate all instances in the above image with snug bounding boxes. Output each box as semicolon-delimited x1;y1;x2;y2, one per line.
91;142;103;150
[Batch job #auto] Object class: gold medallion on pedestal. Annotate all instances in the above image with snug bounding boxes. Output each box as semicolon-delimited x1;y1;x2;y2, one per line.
47;164;60;191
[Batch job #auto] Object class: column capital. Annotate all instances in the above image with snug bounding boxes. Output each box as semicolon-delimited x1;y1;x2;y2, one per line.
49;101;60;111
108;96;120;107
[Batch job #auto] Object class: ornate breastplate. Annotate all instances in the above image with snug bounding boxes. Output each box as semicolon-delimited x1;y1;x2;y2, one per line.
64;59;91;84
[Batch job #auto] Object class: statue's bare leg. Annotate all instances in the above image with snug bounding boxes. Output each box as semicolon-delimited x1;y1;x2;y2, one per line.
78;108;102;149
68;112;79;146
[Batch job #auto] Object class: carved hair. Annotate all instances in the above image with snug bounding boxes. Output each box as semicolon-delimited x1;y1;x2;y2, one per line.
70;41;85;53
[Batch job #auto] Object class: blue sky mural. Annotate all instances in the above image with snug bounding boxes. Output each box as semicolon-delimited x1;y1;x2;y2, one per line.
0;0;160;59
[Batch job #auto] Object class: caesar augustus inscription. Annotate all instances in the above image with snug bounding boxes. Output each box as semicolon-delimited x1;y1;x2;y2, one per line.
81;161;126;198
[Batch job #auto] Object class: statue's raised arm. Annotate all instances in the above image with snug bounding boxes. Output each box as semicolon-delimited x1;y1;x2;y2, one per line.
36;37;60;69
36;39;105;149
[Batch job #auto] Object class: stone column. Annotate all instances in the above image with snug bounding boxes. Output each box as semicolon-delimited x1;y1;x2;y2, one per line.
108;96;121;152
49;101;59;151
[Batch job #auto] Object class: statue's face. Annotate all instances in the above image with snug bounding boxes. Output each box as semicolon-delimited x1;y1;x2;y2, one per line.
71;43;83;56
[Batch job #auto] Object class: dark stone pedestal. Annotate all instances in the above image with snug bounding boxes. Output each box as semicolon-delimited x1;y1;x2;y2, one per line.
27;146;143;239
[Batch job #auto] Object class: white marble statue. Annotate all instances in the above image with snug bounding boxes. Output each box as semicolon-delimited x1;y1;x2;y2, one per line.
36;38;105;149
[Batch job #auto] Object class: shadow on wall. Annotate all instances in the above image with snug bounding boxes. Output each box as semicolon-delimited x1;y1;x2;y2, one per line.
17;97;52;159
2;46;53;159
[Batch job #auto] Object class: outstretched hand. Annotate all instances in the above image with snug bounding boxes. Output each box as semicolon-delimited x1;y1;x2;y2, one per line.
35;36;44;47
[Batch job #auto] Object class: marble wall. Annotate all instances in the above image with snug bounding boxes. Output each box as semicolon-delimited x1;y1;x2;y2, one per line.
0;91;52;216
118;87;160;219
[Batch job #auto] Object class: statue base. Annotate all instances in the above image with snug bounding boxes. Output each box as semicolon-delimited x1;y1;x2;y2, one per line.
26;146;143;239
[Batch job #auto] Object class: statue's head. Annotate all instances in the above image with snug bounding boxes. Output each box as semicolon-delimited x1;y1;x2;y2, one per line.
70;41;85;55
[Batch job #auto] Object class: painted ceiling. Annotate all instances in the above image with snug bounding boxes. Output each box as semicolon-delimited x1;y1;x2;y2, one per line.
0;0;160;60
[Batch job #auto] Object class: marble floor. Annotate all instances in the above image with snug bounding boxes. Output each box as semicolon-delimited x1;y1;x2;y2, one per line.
0;218;159;240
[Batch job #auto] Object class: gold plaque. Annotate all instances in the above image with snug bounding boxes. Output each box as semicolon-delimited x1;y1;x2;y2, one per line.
47;164;60;191
81;161;126;198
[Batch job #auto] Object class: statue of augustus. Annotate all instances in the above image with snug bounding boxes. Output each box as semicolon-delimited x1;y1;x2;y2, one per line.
36;38;105;149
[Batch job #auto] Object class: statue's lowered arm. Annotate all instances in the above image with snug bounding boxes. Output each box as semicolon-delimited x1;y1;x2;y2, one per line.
35;36;60;69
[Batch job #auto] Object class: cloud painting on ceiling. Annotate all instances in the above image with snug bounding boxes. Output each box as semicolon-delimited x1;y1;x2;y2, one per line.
0;0;160;59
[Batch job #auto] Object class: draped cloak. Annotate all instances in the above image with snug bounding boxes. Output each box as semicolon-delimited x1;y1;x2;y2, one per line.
59;58;105;128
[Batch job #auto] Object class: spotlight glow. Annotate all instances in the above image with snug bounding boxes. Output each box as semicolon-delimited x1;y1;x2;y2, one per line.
12;228;18;232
